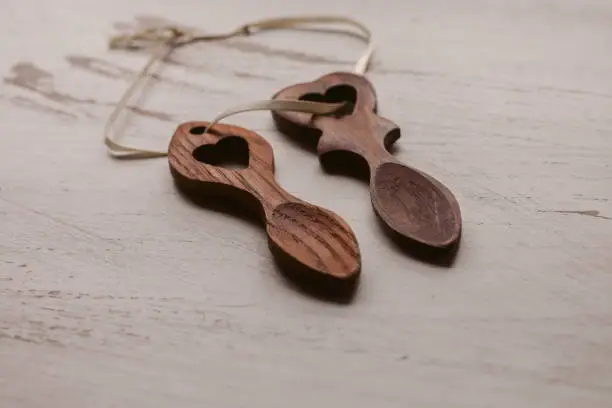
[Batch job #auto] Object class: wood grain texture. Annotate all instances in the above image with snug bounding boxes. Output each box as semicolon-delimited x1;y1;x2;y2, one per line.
0;0;611;407
168;121;360;296
272;71;462;255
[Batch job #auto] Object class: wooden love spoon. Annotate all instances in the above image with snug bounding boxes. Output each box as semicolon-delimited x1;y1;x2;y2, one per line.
168;121;361;296
271;72;462;254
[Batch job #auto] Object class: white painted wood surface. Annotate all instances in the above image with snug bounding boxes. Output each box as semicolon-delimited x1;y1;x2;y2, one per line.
1;0;611;406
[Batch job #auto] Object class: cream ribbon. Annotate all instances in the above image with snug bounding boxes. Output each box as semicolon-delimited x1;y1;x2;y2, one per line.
105;15;374;158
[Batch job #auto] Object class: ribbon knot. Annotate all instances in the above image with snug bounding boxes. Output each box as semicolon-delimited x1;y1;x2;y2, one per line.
105;15;375;158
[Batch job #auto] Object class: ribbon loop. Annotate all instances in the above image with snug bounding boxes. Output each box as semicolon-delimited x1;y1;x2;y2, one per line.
105;15;375;158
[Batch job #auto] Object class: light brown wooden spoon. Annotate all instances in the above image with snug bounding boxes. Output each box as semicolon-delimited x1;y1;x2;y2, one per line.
168;121;361;294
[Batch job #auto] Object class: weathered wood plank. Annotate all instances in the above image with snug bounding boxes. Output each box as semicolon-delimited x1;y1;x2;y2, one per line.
1;0;611;407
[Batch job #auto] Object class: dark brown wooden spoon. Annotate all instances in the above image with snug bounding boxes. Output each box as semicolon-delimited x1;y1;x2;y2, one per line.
271;72;462;250
168;121;361;295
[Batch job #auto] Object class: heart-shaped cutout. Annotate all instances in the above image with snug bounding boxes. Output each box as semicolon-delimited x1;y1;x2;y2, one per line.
299;84;358;117
192;135;250;170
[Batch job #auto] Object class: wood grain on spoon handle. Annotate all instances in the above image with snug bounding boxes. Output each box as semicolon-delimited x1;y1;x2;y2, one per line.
168;122;290;214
